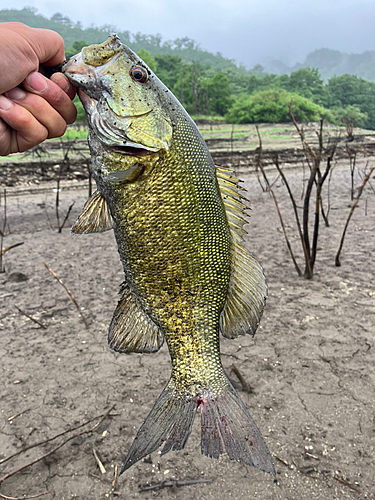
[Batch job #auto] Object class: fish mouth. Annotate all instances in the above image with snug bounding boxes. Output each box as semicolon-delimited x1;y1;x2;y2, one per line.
109;145;156;157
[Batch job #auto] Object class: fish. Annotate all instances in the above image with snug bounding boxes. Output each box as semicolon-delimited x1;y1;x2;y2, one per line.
62;35;275;475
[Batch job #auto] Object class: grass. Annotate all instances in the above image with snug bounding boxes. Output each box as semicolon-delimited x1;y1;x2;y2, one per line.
190;114;226;123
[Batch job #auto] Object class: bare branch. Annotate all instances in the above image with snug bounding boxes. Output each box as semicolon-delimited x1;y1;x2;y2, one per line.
288;99;317;161
335;165;375;266
1;242;24;256
258;163;302;276
255;127;302;276
43;262;88;328
273;155;310;266
230;364;253;393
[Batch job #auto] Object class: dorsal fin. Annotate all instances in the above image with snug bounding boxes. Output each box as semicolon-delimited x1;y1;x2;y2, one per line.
71;190;113;235
108;283;164;353
216;166;267;339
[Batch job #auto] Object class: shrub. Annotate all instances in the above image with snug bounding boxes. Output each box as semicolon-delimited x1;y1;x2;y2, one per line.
226;89;328;124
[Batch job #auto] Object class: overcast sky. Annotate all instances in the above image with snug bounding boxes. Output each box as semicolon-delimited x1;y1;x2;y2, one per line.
4;0;375;67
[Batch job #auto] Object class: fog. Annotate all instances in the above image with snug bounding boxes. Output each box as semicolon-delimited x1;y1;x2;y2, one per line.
4;0;375;67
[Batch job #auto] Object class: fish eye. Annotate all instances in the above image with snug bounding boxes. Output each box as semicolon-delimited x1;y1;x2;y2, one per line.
130;66;148;83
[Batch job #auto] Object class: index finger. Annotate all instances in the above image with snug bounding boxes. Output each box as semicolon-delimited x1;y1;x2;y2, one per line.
22;72;77;125
21;25;66;67
0;23;66;93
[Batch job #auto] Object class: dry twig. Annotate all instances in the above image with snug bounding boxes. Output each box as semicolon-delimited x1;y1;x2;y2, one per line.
138;477;216;492
0;189;6;273
334;476;362;494
7;408;31;422
230;364;253;393
1;242;24;256
15;306;46;329
112;465;118;489
274;455;289;467
43;262;88;328
0;406;116;466
93;449;106;474
0;405;116;485
0;491;50;500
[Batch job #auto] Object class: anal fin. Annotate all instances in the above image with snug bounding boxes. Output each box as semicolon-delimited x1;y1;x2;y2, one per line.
71;190;113;235
108;284;164;353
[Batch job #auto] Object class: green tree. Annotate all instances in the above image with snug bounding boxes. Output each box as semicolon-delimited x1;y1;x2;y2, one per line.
65;40;88;58
326;74;375;128
285;68;325;104
173;61;205;114
137;49;158;72
201;74;232;115
330;105;368;129
226;89;327;124
154;54;183;89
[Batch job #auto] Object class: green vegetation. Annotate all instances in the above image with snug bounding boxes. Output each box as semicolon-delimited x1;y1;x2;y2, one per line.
3;7;375;129
225;89;328;124
60;126;88;141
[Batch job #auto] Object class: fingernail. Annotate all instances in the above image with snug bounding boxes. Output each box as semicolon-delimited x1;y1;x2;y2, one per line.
26;71;48;92
5;87;26;100
0;95;12;110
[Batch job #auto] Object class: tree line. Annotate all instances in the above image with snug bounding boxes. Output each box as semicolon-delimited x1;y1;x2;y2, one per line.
3;8;375;129
127;50;375;130
66;40;375;129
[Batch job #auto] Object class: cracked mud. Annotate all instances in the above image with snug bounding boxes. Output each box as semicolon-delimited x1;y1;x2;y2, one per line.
0;161;374;499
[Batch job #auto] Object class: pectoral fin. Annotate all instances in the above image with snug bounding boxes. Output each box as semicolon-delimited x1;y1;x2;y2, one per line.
108;283;164;353
71;190;113;235
216;167;267;339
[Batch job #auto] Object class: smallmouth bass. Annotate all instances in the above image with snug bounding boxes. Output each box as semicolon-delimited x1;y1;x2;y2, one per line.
63;36;274;475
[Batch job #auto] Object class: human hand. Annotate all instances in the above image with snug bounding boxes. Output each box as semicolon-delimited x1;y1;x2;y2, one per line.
0;22;77;156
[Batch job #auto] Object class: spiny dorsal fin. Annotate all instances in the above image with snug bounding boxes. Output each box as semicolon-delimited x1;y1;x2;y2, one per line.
71;190;113;235
108;283;164;353
216;166;267;339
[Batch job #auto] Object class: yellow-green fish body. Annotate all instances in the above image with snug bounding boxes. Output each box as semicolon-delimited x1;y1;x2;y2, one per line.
63;36;274;474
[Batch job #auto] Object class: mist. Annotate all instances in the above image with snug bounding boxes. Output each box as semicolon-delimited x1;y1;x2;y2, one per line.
5;0;375;68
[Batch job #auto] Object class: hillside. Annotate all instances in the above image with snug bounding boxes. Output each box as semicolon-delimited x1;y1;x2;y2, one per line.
3;7;375;130
3;7;375;81
263;48;375;82
0;7;239;71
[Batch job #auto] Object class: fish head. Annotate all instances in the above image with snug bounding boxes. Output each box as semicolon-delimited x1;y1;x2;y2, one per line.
62;35;174;180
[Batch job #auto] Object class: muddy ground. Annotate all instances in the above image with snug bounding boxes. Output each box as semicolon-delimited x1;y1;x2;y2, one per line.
0;157;374;500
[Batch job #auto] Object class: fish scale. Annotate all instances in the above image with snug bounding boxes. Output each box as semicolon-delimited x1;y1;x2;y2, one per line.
62;35;275;475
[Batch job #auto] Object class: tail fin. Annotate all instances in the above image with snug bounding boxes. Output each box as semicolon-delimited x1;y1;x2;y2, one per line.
120;380;275;475
120;383;196;473
200;382;275;474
